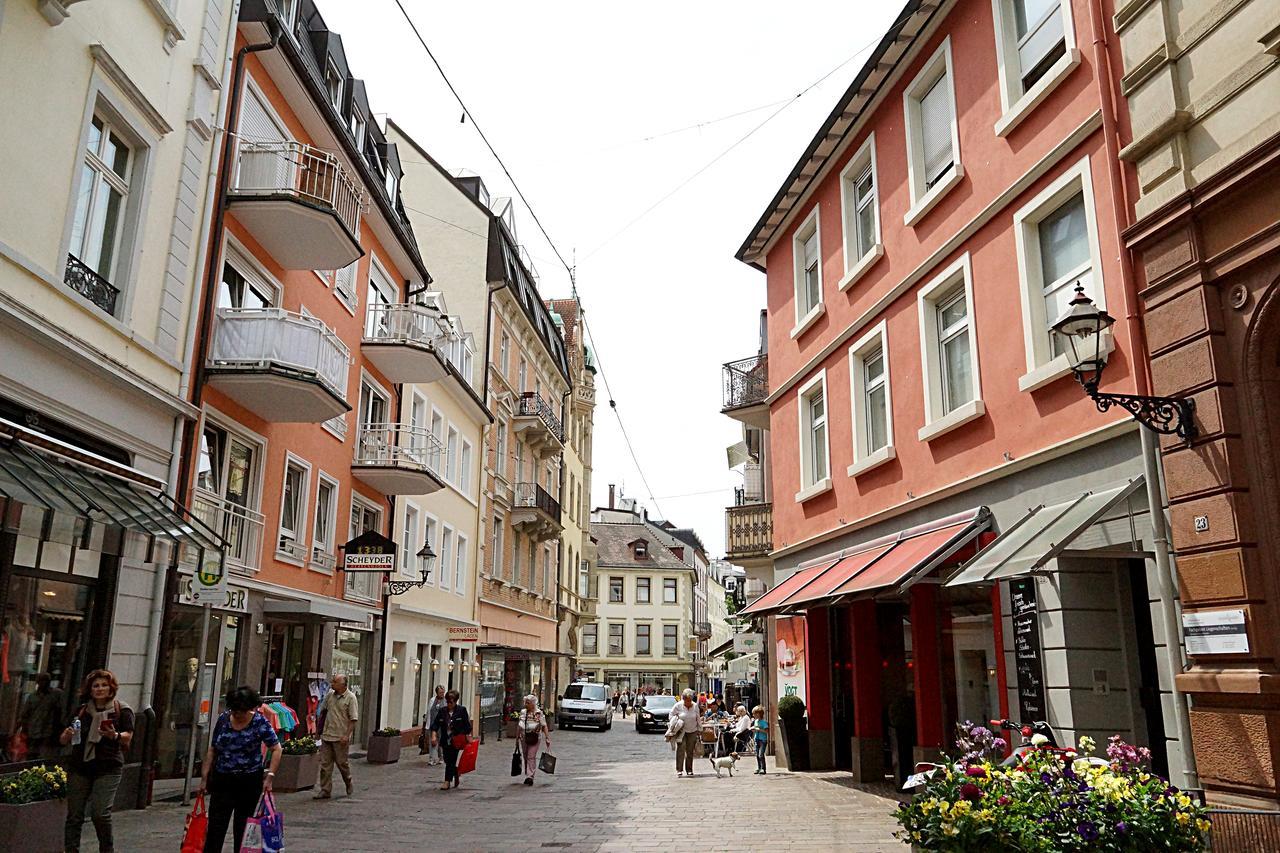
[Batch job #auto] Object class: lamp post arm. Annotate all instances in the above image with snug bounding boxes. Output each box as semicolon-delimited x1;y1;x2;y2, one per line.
1077;376;1198;442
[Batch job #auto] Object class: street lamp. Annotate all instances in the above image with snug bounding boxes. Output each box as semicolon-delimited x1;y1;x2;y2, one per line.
386;541;437;595
1050;285;1197;442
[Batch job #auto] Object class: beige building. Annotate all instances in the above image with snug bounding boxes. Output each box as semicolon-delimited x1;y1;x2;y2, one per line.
0;0;235;777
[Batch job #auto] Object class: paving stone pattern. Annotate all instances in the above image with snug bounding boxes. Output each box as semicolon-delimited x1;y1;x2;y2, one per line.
94;719;904;852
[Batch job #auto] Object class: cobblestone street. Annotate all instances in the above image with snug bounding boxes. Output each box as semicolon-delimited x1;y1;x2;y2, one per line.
96;720;903;852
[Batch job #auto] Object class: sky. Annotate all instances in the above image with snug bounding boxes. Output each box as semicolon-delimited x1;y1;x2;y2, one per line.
320;1;903;557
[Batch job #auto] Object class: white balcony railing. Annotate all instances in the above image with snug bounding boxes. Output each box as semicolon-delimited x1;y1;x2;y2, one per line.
191;490;266;574
231;139;362;237
209;308;350;399
354;422;443;473
364;302;451;350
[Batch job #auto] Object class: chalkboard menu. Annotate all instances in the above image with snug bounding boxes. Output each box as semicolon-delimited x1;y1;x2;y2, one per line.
1009;578;1047;723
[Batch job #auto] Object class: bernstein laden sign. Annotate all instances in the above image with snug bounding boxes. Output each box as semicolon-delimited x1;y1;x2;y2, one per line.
449;626;480;642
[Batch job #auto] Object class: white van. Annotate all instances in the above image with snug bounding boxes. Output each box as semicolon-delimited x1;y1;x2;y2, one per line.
557;682;614;731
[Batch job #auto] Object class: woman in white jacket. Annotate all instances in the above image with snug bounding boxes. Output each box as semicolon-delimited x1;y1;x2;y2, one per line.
517;695;552;786
667;689;702;777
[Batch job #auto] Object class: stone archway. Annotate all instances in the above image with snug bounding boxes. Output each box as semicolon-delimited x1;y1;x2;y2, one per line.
1242;273;1280;623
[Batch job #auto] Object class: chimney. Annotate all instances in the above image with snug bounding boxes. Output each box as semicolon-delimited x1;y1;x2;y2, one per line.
608;484;615;509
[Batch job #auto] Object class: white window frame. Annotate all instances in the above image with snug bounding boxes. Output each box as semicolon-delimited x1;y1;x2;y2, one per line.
401;501;421;579
917;253;985;441
429;408;446;477
445;425;459;485
422;512;439;586
324;60;344;113
455;533;468;596
848;322;895;477
494;419;508;481
309;471;339;574
345;496;383;602
990;0;1081;137
498;331;510;377
459;439;473;496
837;133;884;292
795;370;832;502
491;512;504;579
439;524;454;591
790;208;825;338
349;104;366;150
275;453;311;564
1012;156;1113;392
902;37;964;227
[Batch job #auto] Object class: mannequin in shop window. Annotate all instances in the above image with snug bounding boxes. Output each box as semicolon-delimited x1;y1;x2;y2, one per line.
168;658;199;773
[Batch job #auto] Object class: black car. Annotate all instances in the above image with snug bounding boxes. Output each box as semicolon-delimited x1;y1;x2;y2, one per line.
634;695;678;733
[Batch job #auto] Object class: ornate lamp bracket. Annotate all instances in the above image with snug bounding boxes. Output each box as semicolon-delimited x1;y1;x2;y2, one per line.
1077;374;1198;443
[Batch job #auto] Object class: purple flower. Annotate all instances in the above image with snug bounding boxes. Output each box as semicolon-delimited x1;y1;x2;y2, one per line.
1077;821;1099;841
960;782;983;801
997;795;1011;806
1115;821;1129;835
966;766;987;778
970;725;988;739
1040;772;1054;785
993;737;1007;752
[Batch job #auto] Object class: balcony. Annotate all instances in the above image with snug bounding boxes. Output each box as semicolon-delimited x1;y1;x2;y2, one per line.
721;354;770;430
63;254;119;316
725;502;773;562
694;621;712;640
513;392;564;459
206;308;351;423
227;139;362;270
351;423;445;495
510;482;562;542
362;303;451;384
190;490;266;575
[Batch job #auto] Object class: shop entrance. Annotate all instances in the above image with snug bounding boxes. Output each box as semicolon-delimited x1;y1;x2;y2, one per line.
156;607;242;779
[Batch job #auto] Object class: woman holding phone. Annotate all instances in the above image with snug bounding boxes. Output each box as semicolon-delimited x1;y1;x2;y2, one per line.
60;669;134;853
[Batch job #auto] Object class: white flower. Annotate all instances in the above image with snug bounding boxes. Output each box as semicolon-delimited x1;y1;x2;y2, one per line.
1030;733;1049;746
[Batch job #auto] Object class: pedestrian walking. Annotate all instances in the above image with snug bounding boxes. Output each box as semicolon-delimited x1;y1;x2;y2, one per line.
424;685;447;765
611;689;621;711
19;672;64;759
620;689;631;719
670;689;702;777
751;705;769;775
60;669;134;853
430;689;472;790
315;674;358;799
197;686;282;852
517;694;552;786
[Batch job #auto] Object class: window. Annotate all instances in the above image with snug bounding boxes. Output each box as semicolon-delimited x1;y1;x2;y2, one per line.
445;427;459;484
1012;158;1107;389
459;440;473;492
839;134;883;290
792;209;823;331
637;577;651;604
195;421;262;570
608;623;624;656
991;0;1078;135
583;623;598;656
543;547;552;598
430;410;445;475
529;540;538;592
491;513;504;578
218;255;275;310
518;358;527;394
498;331;510;377
275;0;298;29
346;498;381;600
455;533;467;595
636;624;651;656
903;38;961;224
324;61;344;112
609;577;624;603
384;166;398;203
365;263;396;339
401;503;419;578
423;515;437;585
494;420;508;480
349;106;366;149
663;625;678;656
277;458;308;560
797;372;831;497
438;526;453;590
514;440;526;484
917;254;985;440
70;113;136;292
663;578;677;604
333;261;357;311
849;322;894;475
311;475;338;571
633;540;648;560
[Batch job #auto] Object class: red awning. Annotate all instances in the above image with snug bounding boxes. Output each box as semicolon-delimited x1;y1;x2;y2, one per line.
742;509;991;617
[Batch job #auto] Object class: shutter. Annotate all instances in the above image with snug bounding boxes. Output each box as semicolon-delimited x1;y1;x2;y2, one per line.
238;88;286;144
236;89;290;191
919;75;954;187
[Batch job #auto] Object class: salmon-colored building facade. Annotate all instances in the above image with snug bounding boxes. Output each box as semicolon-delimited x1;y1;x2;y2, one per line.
729;0;1196;787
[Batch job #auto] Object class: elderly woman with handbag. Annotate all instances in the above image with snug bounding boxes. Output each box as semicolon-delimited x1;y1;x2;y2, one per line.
516;694;552;786
429;689;472;790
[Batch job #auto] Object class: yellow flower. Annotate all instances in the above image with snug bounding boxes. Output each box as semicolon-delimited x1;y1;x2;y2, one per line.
942;823;959;837
1196;819;1211;833
921;799;936;814
975;809;993;823
1177;794;1192;808
1078;735;1096;753
952;800;972;816
1176;812;1190;826
939;801;952;815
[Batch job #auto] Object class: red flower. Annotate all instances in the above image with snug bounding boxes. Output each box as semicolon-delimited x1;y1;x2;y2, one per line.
965;766;987;778
960;782;983;801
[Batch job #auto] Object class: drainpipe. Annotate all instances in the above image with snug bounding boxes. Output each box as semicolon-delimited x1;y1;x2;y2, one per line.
1088;0;1197;788
142;0;245;713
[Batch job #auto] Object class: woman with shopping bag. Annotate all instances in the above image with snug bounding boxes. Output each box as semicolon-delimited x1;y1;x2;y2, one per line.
516;694;552;786
197;686;282;852
429;689;472;791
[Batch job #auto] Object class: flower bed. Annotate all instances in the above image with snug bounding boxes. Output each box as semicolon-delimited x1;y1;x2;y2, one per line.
0;765;67;853
894;725;1210;851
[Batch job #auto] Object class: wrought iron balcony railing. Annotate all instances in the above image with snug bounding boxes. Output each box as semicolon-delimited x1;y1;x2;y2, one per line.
517;392;565;441
725;502;773;560
513;481;561;521
230;139;362;237
722;354;768;410
64;254;120;316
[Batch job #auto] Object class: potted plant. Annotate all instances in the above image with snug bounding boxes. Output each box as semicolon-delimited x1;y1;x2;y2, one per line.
0;764;67;852
366;727;403;764
894;729;1211;851
775;695;809;772
505;710;520;739
274;736;320;792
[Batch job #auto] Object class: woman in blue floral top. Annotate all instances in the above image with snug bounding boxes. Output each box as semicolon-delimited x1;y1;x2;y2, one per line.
198;686;282;852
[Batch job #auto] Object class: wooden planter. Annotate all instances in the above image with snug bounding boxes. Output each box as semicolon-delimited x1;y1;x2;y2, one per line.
504;721;519;739
366;733;401;764
0;798;66;853
274;751;319;792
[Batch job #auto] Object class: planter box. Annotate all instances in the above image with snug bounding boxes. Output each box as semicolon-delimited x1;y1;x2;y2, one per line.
0;799;66;853
366;734;401;764
504;721;519;739
777;716;810;772
274;751;319;792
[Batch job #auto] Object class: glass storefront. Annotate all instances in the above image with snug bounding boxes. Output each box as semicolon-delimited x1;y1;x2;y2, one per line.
155;608;243;779
332;627;370;741
478;657;502;734
0;575;96;764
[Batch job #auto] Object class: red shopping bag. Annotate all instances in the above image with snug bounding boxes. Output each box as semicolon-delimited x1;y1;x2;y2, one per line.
456;738;479;775
181;793;208;853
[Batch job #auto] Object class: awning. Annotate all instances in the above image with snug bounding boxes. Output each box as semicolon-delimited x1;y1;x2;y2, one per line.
740;509;991;617
0;422;223;563
946;477;1145;587
264;597;373;623
709;637;735;658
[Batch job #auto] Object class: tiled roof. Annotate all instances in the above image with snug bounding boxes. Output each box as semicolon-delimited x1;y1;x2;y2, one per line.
591;522;691;569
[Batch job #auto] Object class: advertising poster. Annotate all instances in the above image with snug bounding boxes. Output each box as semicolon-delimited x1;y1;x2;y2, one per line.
776;615;807;703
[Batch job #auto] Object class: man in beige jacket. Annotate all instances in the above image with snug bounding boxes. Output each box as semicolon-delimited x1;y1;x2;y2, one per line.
315;674;358;798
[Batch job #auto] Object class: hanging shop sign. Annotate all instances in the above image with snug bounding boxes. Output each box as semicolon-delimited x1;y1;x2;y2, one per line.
178;575;248;612
341;529;397;573
775;616;807;703
449;626;481;643
1183;609;1249;655
1009;578;1047;723
734;633;764;654
190;553;229;605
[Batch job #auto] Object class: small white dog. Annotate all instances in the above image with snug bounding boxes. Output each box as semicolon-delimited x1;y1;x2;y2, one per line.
711;753;738;777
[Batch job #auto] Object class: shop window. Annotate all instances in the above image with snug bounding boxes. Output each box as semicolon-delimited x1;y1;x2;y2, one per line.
662;624;678;656
583;623;598;656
